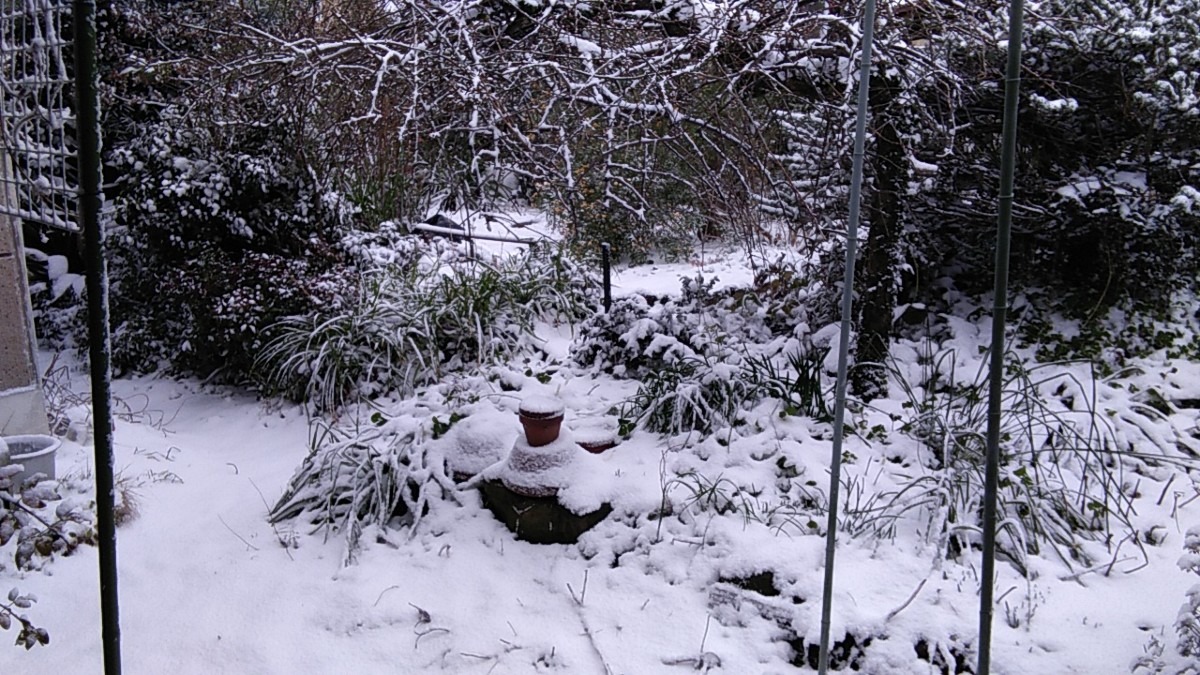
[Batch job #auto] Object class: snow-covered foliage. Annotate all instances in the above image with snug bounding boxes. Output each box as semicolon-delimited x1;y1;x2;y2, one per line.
758;0;1200;378
571;272;799;377
1137;525;1200;673
618;353;762;436
919;0;1200;318
81;1;362;380
11;0;1200;387
258;242;595;410
1178;526;1200;658
268;404;458;563
0;449;98;651
255;265;1200;670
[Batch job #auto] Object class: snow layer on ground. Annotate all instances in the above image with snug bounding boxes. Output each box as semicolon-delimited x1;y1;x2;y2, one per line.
6;250;1200;674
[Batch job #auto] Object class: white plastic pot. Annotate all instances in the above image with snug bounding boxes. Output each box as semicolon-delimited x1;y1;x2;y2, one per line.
1;434;60;484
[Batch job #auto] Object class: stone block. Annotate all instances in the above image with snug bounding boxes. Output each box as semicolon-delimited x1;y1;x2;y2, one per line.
0;254;36;392
0;217;14;256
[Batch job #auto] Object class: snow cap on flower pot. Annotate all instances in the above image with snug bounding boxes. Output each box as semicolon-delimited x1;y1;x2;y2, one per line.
570;417;619;454
518;394;565;447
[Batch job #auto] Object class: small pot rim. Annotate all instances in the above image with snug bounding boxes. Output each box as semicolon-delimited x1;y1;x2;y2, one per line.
520;411;565;423
518;394;565;420
3;434;61;461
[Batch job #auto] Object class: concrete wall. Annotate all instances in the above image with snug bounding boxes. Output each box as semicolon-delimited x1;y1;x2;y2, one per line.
0;155;49;436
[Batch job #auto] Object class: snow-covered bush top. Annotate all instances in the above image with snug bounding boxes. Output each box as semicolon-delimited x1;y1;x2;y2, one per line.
443;407;518;476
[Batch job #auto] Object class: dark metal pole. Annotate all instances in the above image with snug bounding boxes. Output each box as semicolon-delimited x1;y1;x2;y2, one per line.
601;242;612;312
74;2;122;672
978;1;1025;673
818;0;877;672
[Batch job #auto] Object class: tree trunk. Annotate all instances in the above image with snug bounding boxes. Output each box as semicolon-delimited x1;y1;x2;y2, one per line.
852;77;905;401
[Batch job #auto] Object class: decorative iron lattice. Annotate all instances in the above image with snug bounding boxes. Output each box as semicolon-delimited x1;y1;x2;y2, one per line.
0;0;77;232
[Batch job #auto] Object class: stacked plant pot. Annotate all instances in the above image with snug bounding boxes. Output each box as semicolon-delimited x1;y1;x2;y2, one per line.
479;395;612;544
501;395;573;497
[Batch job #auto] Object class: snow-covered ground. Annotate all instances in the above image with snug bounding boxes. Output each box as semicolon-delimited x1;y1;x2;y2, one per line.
5;249;1200;674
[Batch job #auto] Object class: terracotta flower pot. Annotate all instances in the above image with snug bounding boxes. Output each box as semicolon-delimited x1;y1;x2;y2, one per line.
518;395;566;447
519;415;563;447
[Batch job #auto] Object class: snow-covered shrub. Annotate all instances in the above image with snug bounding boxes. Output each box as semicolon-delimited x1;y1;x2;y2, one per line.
104;103;359;378
23;250;84;352
878;348;1136;572
0;588;48;650
905;0;1200;326
572;274;775;377
1140;526;1200;672
580;273;829;435
747;260;822;337
1;459;97;574
571;294;706;377
72;1;363;380
1018;296;1200;369
617;354;759;436
113;247;353;380
268;385;527;558
268;412;457;562
259;244;594;410
740;345;832;422
1177;526;1200;659
508;244;599;325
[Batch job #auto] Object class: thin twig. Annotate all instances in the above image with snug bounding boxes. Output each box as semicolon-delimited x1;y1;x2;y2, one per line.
409;603;432;625
373;585;402;607
217;514;259;551
573;600;613;675
884;578;927;622
567;569;590;606
1057;557;1136;584
0;495;60;534
1157;473;1177;507
414;626;449;650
